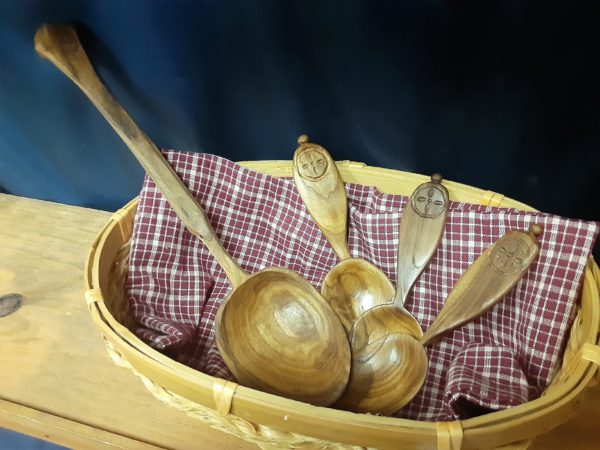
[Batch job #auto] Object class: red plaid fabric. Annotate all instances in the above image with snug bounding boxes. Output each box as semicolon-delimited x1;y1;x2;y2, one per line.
126;151;599;421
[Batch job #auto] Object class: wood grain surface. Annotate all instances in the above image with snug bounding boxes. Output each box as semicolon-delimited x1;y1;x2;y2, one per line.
0;193;597;449
395;174;449;315
420;224;543;347
0;194;254;450
350;174;451;348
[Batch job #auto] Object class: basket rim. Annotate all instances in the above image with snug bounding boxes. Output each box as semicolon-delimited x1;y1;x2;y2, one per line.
84;160;600;449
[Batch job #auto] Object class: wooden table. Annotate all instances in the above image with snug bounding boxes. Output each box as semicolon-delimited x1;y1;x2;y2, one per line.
1;194;598;449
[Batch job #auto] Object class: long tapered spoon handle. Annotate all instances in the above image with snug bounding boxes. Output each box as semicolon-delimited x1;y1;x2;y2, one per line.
34;23;247;287
292;135;352;261
394;174;449;307
420;224;544;347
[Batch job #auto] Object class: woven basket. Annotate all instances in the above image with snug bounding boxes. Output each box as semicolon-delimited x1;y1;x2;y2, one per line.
84;160;600;450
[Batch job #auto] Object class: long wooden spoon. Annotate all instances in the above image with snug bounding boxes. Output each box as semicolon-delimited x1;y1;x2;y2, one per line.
34;23;351;406
351;174;450;343
292;135;395;334
336;224;543;414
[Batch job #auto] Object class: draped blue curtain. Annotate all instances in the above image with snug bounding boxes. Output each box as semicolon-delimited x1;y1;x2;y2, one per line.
1;1;599;219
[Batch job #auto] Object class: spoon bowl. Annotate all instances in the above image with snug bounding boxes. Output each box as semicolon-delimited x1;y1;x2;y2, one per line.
216;268;351;404
321;259;397;332
336;332;427;415
35;23;351;406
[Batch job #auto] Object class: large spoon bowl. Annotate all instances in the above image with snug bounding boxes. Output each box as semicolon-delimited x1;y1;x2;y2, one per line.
35;23;351;406
293;136;395;334
215;268;351;404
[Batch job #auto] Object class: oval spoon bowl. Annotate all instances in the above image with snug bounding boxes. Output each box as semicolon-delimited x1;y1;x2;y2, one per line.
216;268;351;406
335;332;427;415
321;259;395;333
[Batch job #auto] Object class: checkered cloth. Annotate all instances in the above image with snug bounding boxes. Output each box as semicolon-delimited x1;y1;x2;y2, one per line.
125;151;599;421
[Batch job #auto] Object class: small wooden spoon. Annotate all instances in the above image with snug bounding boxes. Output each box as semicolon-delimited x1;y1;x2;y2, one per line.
292;135;394;334
336;224;544;414
351;174;450;343
35;23;351;406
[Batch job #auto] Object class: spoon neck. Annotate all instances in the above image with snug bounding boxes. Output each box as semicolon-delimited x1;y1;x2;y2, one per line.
418;331;437;347
336;245;352;261
392;286;408;308
201;238;248;288
308;216;351;262
36;24;251;292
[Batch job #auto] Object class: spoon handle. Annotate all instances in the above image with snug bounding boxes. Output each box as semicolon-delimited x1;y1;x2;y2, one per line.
34;24;248;288
420;224;544;347
394;174;449;307
292;135;351;261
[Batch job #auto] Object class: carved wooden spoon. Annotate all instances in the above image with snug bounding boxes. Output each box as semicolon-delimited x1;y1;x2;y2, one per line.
292;135;394;334
351;173;450;342
336;224;543;415
35;23;351;406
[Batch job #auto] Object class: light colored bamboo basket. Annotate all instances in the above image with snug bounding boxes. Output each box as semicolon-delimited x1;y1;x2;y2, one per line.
84;160;600;450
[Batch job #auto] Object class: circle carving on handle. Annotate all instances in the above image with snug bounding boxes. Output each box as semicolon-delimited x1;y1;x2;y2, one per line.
297;147;329;181
491;236;531;274
410;183;447;218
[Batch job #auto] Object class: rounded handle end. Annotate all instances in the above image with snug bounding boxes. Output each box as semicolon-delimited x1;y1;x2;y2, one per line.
297;134;309;146
528;224;543;237
431;173;443;184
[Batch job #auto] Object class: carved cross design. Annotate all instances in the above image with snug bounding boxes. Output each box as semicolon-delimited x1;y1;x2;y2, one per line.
297;148;329;181
411;184;446;218
491;237;531;274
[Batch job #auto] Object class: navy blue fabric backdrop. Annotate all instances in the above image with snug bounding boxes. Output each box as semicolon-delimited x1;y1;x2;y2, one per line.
2;0;599;219
1;1;599;225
